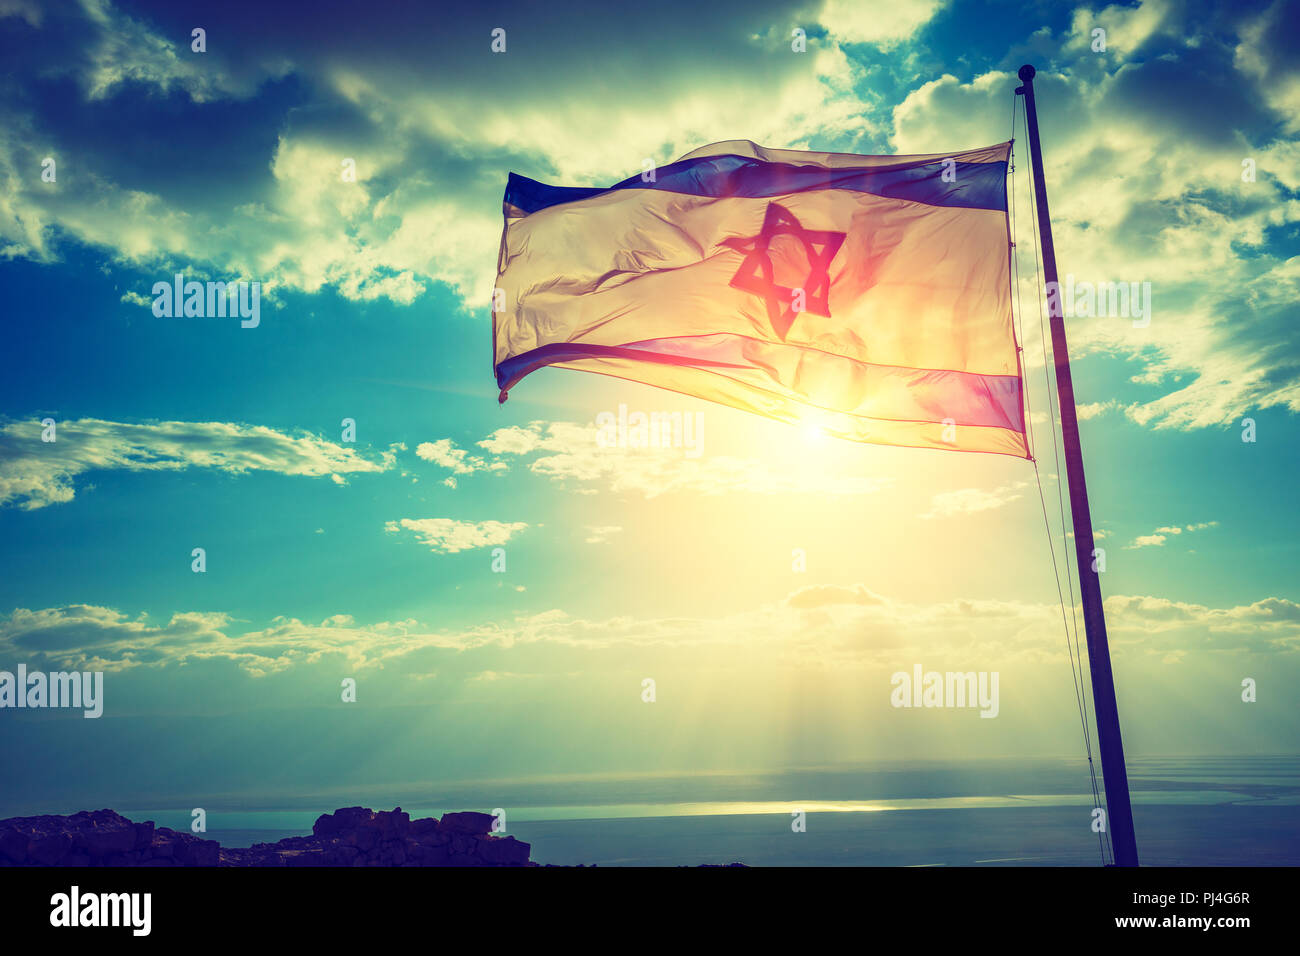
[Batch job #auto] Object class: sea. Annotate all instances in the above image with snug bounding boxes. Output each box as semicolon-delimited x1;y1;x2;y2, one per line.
111;755;1300;866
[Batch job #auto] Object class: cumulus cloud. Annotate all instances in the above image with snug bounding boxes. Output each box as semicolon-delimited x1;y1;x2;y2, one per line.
890;1;1300;431
1124;520;1218;549
1234;0;1300;133
414;438;504;475
383;517;527;554
76;0;268;102
818;0;946;49
0;417;395;509
920;480;1031;519
0;605;232;669
6;0;1292;438
0;604;463;677
0;0;881;305
785;583;886;608
1105;593;1300;636
1077;400;1121;420
4;584;1295;676
1061;0;1178;63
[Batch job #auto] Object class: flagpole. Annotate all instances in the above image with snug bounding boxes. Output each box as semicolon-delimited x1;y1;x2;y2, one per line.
1016;64;1139;867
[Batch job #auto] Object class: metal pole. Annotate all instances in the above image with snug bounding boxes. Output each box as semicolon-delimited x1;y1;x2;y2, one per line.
1016;63;1139;867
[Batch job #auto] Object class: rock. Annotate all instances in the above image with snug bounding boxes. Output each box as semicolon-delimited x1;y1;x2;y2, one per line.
133;821;156;850
347;828;380;851
81;823;136;857
0;805;552;867
167;831;220;867
477;835;532;866
285;849;328;867
0;827;28;864
413;827;450;847
449;834;478;857
438;811;496;835
407;843;452;865
313;806;372;837
29;832;72;865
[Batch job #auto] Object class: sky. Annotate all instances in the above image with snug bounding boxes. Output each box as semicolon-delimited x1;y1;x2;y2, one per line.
0;0;1297;815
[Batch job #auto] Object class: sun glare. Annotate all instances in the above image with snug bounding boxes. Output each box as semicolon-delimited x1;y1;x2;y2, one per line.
802;422;827;444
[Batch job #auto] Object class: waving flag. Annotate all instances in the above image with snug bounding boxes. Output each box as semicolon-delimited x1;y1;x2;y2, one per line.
493;140;1026;458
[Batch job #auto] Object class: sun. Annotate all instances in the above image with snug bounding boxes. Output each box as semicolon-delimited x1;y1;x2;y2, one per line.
801;422;827;445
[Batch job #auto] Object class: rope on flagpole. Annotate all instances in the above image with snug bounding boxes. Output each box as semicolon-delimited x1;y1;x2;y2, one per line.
1009;90;1112;866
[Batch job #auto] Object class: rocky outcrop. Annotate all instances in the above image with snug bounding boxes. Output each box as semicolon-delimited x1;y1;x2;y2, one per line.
0;806;533;867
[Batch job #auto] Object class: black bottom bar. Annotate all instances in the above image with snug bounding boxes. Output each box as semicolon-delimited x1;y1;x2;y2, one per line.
0;865;1282;941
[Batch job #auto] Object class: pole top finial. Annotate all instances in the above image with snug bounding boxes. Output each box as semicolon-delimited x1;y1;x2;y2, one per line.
1018;64;1036;82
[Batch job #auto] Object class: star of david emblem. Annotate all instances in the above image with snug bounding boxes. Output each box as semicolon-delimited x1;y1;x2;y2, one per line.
721;202;846;341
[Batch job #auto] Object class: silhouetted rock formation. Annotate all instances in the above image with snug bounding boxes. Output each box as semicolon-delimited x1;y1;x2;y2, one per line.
0;806;533;867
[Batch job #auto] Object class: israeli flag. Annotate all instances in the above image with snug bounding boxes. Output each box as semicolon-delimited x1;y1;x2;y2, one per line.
493;140;1026;458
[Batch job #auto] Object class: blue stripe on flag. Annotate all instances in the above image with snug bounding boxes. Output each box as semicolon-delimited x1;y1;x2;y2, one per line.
496;337;1023;432
505;155;1007;215
495;342;752;396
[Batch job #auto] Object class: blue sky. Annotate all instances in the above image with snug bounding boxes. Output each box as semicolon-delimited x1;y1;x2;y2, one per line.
0;0;1297;813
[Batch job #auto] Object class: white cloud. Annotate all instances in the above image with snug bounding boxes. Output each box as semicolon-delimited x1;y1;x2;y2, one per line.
414;438;503;475
785;583;886;608
0;0;880;307
4;585;1294;676
584;525;622;544
1077;400;1120;420
1125;520;1218;549
383;517;527;554
6;0;1297;436
0;417;395;510
889;17;1300;431
1106;593;1300;634
477;425;547;457
920;480;1030;519
1234;0;1300;133
819;0;946;49
1062;0;1177;63
79;0;222;102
